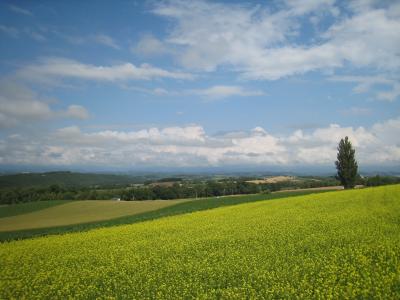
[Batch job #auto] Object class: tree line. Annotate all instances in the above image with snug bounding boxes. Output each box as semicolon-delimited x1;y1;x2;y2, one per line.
0;175;398;205
0;177;342;205
0;180;260;204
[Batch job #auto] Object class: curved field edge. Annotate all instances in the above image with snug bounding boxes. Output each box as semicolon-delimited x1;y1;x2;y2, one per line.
0;185;399;299
0;199;186;232
0;190;326;242
0;200;70;218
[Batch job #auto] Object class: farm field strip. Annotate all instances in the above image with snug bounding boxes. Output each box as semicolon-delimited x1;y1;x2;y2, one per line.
0;199;185;232
0;185;399;299
0;190;327;241
0;200;69;218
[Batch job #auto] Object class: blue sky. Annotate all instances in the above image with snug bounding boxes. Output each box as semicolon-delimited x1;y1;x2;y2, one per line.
0;0;399;171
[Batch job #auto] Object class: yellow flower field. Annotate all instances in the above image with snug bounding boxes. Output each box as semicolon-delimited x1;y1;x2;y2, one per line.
1;185;399;299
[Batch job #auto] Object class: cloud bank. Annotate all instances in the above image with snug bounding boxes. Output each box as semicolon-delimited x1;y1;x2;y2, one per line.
1;117;399;168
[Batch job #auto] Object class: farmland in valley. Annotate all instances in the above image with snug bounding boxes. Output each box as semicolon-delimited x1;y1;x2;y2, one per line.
1;185;399;299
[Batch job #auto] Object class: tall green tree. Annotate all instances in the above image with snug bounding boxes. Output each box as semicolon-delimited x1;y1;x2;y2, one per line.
335;136;358;189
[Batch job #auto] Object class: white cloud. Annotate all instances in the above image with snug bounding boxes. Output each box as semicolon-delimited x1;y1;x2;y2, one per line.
0;25;47;41
60;33;121;49
283;0;336;16
190;85;264;100
340;107;371;116
63;105;90;120
0;80;89;128
24;28;46;42
1;117;399;167
54;125;207;146
322;8;400;71
371;118;400;146
8;5;33;16
17;57;193;84
0;25;19;38
93;34;120;49
150;0;400;89
132;34;173;56
330;75;400;102
117;84;264;100
376;84;400;102
152;0;292;72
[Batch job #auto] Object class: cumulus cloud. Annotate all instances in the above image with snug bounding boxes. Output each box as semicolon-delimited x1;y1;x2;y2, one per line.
0;80;89;128
54;125;208;146
1;117;399;168
17;57;193;84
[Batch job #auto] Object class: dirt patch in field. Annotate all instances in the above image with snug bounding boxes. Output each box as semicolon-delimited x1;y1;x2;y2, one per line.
247;176;297;184
274;186;344;193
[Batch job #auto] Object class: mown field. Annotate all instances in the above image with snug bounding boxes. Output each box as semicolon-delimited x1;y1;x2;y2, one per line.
0;200;68;218
1;185;399;299
0;199;185;232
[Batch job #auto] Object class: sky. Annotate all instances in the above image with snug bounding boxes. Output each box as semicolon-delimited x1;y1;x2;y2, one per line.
0;0;399;172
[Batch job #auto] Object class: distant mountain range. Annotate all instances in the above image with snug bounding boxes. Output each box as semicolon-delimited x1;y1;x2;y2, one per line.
0;165;398;189
0;164;398;177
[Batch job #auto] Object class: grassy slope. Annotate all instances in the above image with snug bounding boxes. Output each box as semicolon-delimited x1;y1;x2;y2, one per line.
0;191;324;241
0;199;185;232
0;185;399;299
0;200;69;218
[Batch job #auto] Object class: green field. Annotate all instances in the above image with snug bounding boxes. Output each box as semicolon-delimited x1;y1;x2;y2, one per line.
0;191;325;241
0;199;185;232
1;185;399;298
0;200;68;218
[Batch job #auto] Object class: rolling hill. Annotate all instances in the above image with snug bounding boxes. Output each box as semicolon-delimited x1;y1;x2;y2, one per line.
0;185;399;298
0;191;325;241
